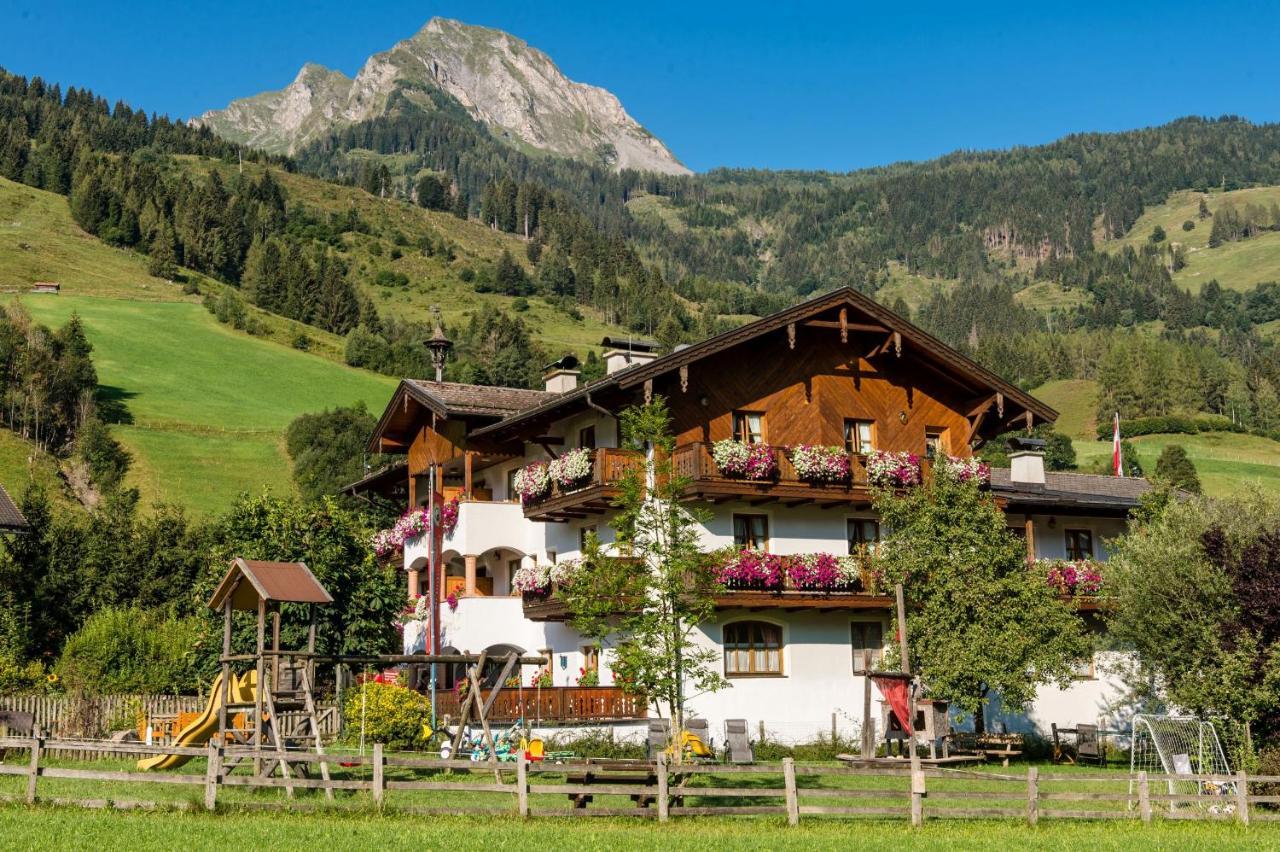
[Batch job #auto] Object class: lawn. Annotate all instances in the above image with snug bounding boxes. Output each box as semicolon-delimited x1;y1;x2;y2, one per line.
1074;431;1280;498
20;296;395;515
1031;379;1099;439
0;804;1271;851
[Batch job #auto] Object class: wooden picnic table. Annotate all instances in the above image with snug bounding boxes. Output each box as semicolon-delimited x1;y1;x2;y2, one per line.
563;758;673;809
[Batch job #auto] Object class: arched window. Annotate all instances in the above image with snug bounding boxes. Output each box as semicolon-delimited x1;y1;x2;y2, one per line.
723;621;783;676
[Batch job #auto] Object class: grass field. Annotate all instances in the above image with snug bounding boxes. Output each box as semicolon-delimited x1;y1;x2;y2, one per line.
1074;431;1280;498
0;804;1270;851
21;296;395;515
1031;379;1099;439
1105;186;1280;293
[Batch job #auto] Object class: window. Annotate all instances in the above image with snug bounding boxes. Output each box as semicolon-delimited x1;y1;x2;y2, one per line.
844;419;875;455
579;525;597;551
851;622;884;673
578;426;596;449
732;411;765;444
723;621;783;676
1071;653;1096;680
924;427;947;461
507;559;523;596
733;514;769;550
847;519;880;555
505;468;519;502
1065;529;1094;560
581;645;600;674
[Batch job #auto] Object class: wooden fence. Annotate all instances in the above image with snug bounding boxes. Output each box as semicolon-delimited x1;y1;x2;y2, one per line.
0;736;1274;826
0;695;341;745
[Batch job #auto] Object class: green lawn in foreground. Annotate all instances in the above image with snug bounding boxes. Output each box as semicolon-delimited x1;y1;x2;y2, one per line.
19;296;395;515
1074;431;1280;498
0;801;1270;851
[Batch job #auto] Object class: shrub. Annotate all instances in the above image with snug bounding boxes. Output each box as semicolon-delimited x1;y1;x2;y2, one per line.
1182;219;1196;231
292;332;311;351
341;681;432;749
754;732;861;762
56;607;210;694
541;729;646;760
0;653;53;695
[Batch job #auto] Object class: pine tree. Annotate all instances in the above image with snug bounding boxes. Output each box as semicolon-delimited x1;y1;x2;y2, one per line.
1154;444;1201;493
147;223;178;280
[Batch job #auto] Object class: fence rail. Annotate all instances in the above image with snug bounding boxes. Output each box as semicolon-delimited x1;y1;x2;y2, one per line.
0;735;1268;827
0;694;340;747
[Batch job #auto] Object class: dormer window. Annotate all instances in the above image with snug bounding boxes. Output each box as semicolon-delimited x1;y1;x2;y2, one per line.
845;419;875;455
732;411;764;444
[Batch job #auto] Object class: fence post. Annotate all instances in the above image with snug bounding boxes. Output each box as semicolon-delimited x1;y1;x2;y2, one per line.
204;740;222;811
1026;765;1038;826
911;741;921;823
372;743;385;808
1137;770;1151;823
25;728;42;804
657;753;669;822
516;751;529;818
783;757;799;826
1236;771;1250;826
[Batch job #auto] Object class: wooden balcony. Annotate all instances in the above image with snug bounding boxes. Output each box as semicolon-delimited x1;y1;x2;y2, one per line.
433;686;646;723
523;448;643;522
671;442;887;508
522;590;571;621
713;588;894;611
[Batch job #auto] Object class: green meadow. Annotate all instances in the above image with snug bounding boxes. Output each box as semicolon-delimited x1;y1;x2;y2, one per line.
22;296;395;515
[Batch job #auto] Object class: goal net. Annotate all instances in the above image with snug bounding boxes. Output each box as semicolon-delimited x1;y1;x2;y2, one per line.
1129;714;1235;814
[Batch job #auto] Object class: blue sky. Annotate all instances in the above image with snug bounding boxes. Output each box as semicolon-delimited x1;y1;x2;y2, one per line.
3;1;1280;172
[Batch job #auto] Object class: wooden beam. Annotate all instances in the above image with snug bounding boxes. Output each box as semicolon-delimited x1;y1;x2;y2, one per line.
782;498;814;507
531;436;565;445
748;497;777;506
840;308;848;343
805;320;889;334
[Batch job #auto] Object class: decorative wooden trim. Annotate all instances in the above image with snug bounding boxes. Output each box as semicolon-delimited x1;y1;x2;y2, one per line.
787;322;796;349
644;379;653;404
840;308;849;343
679;365;689;393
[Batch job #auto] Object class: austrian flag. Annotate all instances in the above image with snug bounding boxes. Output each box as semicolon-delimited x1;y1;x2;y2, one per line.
1112;412;1124;477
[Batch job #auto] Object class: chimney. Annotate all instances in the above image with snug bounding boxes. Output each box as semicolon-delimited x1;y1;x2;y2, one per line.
600;336;661;375
1007;436;1047;485
543;355;580;393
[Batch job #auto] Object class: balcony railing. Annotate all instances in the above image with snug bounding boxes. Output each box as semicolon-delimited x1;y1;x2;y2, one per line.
433;686;646;723
522;447;643;521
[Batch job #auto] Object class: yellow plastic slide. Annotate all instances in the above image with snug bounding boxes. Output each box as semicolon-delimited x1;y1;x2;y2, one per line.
137;671;256;770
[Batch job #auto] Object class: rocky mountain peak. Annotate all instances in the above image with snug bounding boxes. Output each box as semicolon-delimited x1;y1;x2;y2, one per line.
196;18;690;175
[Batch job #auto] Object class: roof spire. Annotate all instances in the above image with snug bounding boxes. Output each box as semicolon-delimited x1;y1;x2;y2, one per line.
426;305;453;383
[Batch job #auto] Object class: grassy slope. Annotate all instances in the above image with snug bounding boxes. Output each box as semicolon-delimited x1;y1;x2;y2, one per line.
23;296;395;516
1031;378;1280;497
184;158;627;356
1106;186;1280;292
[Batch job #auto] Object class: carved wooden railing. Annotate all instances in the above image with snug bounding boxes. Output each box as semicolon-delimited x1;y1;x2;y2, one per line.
432;686;646;723
525;447;644;508
671;442;874;488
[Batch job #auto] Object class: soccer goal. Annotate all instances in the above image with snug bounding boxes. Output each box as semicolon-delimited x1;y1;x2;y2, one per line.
1129;714;1235;814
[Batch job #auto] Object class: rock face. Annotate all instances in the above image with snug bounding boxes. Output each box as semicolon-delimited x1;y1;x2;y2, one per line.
197;18;691;175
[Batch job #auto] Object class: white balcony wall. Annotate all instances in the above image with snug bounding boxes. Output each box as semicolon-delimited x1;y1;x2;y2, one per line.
440;596;614;688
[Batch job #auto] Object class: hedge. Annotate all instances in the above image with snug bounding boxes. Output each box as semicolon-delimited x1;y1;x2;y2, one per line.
1094;415;1263;441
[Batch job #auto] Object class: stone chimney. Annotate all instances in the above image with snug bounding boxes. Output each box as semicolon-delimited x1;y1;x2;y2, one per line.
1007;436;1047;485
604;348;658;375
543;355;580;393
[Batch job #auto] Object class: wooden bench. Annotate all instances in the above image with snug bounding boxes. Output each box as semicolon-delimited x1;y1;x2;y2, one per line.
952;732;1024;767
564;759;663;809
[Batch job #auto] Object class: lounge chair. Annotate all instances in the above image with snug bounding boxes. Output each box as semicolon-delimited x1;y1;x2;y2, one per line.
724;718;754;764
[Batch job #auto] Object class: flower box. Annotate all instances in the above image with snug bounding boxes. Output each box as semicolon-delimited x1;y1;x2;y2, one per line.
548;448;593;490
866;450;922;488
1043;559;1103;595
514;461;552;504
788;444;853;484
939;454;991;485
711;440;777;480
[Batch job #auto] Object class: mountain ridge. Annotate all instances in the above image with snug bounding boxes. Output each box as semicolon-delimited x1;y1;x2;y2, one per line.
197;17;690;176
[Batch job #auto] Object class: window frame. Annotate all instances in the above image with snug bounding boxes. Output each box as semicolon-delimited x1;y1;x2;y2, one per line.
723;620;785;677
1065;528;1095;561
732;410;766;444
850;620;886;674
732;513;769;551
847;518;880;555
844;419;875;455
924;427;948;461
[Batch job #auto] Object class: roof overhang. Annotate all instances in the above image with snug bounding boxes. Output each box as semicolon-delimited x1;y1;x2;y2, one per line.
472;287;1057;443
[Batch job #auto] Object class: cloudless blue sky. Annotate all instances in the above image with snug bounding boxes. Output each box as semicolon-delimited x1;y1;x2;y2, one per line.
3;1;1280;172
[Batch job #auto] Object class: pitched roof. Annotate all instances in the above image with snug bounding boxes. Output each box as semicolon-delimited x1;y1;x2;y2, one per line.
0;484;28;533
990;468;1152;511
208;558;334;611
472;286;1057;441
404;380;552;417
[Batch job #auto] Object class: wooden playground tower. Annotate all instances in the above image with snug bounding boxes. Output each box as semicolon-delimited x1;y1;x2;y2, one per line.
208;558;335;795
